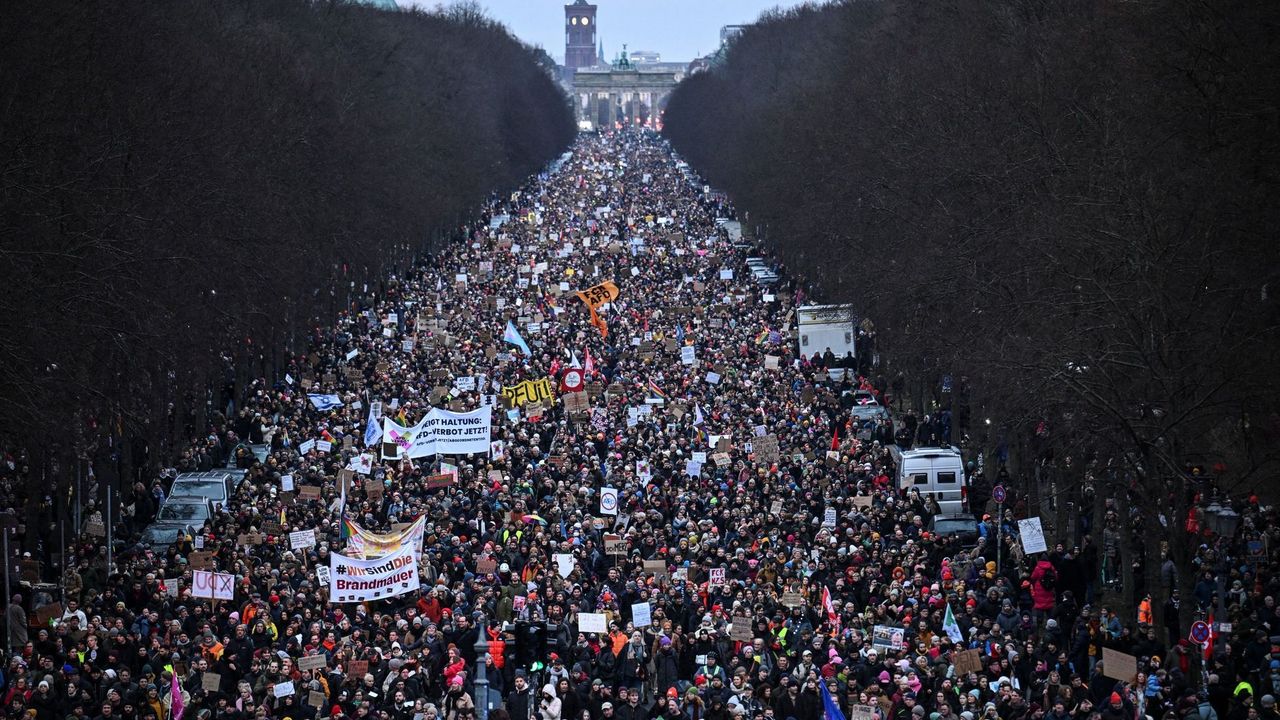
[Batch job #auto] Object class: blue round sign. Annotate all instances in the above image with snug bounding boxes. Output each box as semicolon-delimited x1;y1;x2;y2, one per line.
992;485;1007;504
1190;621;1211;644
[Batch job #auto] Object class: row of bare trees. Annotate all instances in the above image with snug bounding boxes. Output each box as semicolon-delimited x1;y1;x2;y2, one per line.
664;0;1280;649
0;1;573;509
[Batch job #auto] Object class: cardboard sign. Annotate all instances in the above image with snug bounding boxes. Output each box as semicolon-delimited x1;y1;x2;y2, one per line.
309;691;328;708
755;434;780;463
952;648;983;675
604;534;626;555
730;615;754;642
238;533;265;546
850;705;877;720
1101;648;1138;682
477;557;498;575
643;559;668;578
296;654;328;671
365;479;384;500
298;485;322;501
202;673;222;692
425;473;454;489
781;591;805;607
188;551;214;570
34;602;63;625
85;521;106;537
346;660;369;678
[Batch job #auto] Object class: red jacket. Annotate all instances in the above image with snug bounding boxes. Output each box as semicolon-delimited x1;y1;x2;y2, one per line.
1029;560;1057;611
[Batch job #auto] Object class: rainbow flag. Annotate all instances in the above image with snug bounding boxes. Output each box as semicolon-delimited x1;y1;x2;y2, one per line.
646;380;667;399
341;515;357;540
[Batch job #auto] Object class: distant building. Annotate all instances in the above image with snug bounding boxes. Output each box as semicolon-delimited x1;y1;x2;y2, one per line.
629;50;661;64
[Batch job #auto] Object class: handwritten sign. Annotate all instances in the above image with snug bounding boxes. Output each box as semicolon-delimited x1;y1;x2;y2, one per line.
730;615;754;642
202;673;222;692
296;654;328;671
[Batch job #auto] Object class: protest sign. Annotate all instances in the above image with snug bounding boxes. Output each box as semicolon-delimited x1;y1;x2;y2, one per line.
1101;648;1138;682
500;378;555;409
329;545;420;603
343;516;425;559
872;625;906;650
380;406;491;459
1018;517;1048;554
289;529;317;550
709;567;726;585
952;648;983;675
202;673;222;692
309;691;328;708
850;706;877;720
730;616;754;641
578;613;608;634
643;559;668;578
296;654;328;671
604;534;626;555
632;602;652;628
599;486;619;515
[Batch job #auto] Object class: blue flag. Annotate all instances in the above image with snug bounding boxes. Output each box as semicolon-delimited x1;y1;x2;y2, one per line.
363;404;383;447
820;679;847;720
307;393;344;411
503;320;532;357
675;323;685;343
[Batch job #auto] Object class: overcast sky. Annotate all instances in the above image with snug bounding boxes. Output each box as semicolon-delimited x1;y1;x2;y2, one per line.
408;0;817;64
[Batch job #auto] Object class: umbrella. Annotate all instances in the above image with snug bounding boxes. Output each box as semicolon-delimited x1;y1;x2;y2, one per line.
522;514;548;525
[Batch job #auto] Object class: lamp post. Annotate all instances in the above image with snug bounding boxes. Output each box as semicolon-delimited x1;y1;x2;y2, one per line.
1202;499;1241;631
474;615;490;720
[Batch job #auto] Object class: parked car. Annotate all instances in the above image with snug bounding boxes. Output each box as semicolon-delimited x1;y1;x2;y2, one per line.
847;390;891;423
928;513;980;545
168;471;235;511
153;497;214;527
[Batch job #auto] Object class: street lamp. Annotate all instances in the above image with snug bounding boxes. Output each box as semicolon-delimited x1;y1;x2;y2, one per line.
1203;501;1240;539
474;615;490;720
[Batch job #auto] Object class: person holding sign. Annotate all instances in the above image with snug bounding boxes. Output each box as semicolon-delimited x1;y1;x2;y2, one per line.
574;280;619;338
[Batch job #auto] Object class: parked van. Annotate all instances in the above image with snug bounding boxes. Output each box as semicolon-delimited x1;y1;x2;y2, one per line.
898;446;968;514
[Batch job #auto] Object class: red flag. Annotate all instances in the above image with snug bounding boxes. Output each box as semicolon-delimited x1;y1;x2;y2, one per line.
831;425;840;451
585;348;596;377
822;586;840;635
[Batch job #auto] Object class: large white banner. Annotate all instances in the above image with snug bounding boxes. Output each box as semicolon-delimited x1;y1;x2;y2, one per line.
381;406;491;459
329;545;420;603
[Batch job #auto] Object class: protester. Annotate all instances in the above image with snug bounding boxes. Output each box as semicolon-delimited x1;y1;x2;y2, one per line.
0;131;1276;720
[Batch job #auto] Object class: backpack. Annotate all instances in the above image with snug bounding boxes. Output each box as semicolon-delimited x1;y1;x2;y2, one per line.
1040;566;1057;591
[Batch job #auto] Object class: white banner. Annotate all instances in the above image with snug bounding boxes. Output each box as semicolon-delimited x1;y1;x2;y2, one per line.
329;545;420;603
381;406;491;459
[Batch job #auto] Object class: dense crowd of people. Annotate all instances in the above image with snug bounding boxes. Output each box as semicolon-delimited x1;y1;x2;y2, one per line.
1;132;1278;720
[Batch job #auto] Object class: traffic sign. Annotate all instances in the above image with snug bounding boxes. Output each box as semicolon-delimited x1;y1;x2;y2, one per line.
992;485;1007;504
1189;620;1211;644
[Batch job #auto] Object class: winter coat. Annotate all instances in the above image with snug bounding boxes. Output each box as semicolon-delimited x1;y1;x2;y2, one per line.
1029;560;1057;611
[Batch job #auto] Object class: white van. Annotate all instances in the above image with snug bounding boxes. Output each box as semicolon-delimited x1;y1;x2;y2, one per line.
898;447;968;514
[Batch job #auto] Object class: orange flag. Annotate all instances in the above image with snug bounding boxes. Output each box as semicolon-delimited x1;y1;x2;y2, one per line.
575;281;620;338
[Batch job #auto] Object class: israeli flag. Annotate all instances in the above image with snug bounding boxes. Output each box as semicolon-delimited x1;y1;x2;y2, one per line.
307;394;344;411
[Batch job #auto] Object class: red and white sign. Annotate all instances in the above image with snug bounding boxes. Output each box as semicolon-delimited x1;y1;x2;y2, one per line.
560;368;585;394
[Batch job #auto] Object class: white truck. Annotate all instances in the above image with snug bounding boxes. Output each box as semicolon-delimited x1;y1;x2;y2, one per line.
796;304;858;377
